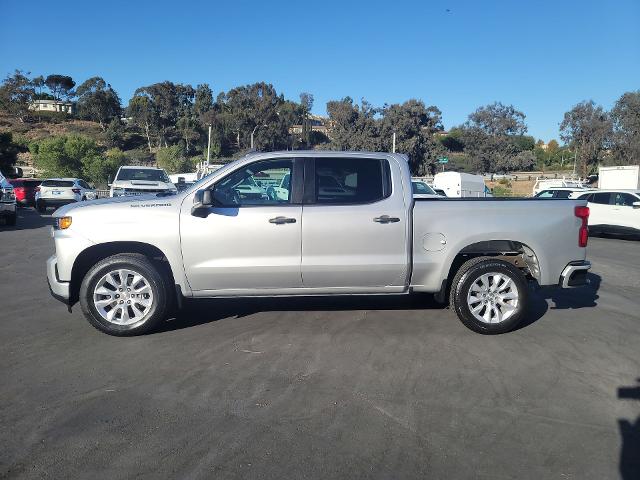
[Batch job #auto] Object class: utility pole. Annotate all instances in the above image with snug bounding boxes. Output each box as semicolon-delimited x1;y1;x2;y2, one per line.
251;124;268;150
392;132;396;153
573;149;577;177
206;124;212;167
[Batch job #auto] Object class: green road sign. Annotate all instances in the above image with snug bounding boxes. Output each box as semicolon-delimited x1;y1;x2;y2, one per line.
438;157;449;164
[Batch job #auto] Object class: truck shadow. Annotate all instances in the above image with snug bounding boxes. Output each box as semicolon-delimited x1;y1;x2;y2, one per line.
161;274;600;333
618;379;640;479
160;293;447;332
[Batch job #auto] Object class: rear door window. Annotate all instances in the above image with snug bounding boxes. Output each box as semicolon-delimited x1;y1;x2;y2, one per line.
613;192;637;206
312;157;390;204
536;190;554;198
554;190;572;198
591;192;612;205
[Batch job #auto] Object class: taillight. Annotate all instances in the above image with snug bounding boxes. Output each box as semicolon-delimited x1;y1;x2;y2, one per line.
575;206;589;247
72;188;81;194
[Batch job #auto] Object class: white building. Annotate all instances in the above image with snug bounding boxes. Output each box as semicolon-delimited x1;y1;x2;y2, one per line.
29;99;76;114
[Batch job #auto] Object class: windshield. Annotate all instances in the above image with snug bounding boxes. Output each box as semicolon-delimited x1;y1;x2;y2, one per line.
42;180;75;187
116;168;170;183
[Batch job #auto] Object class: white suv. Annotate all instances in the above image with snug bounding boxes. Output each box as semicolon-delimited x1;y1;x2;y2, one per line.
0;172;17;226
110;166;176;197
36;178;96;213
574;189;640;236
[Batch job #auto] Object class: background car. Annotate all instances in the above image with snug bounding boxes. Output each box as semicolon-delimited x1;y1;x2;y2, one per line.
110;166;176;197
36;178;96;213
0;172;17;226
534;187;592;199
8;178;42;207
575;189;640;237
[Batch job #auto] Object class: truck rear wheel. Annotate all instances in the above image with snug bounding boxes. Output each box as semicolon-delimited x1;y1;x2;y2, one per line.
79;254;172;336
37;200;46;213
449;257;528;334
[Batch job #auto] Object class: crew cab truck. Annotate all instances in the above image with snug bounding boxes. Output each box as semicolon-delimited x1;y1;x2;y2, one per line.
47;151;591;336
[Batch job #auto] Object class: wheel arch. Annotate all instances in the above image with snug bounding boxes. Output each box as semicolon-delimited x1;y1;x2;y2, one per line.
434;239;540;303
69;241;177;305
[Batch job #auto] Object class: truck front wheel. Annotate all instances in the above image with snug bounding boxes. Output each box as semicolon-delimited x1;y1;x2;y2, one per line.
449;257;529;334
79;254;172;336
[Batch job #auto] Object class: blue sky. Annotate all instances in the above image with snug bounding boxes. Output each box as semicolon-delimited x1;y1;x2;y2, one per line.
1;0;638;141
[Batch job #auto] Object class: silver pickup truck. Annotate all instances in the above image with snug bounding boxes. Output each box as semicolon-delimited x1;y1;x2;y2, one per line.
47;151;591;336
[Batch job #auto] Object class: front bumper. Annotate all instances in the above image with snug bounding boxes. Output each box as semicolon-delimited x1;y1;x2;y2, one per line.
47;255;70;304
559;261;591;288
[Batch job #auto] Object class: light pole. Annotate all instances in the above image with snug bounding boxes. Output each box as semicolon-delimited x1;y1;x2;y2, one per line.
251;124;268;150
206;123;212;167
392;132;396;153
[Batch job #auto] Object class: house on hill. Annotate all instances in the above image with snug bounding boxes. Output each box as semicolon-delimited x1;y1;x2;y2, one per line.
29;99;76;114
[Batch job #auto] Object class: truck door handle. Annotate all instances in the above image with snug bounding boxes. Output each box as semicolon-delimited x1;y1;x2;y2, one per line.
269;216;297;224
373;215;400;224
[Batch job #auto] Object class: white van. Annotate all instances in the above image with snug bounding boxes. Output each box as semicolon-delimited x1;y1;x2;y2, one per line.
598;165;640;190
433;172;492;198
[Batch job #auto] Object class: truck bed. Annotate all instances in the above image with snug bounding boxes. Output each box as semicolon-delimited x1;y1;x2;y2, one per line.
410;197;587;291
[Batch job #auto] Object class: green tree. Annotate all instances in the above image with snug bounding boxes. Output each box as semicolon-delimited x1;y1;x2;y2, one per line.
459;102;532;172
0;70;35;122
44;74;75;100
560;100;612;176
610;90;640;165
194;83;213;117
104;118;125;149
299;92;314;147
0;132;19;170
326;97;381;151
76;77;122;130
127;95;155;152
156;145;193;173
380;99;444;174
83;148;126;185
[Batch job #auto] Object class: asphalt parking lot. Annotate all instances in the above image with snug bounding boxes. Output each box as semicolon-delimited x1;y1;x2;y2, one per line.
1;208;639;479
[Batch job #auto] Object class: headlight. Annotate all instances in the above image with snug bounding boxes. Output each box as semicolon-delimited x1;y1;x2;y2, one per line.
111;187;125;197
54;216;72;230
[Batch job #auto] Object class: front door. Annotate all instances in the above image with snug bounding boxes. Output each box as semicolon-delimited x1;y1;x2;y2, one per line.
300;156;409;290
180;158;303;293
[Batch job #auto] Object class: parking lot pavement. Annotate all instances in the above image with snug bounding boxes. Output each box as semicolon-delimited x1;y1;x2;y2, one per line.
1;208;639;479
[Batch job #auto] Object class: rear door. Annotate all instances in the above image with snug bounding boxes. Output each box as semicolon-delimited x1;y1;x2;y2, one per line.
611;192;640;230
300;156;409;290
587;192;612;227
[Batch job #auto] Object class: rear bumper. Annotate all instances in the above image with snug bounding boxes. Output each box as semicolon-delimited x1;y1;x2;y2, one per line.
559;261;591;288
40;198;77;207
47;255;70;304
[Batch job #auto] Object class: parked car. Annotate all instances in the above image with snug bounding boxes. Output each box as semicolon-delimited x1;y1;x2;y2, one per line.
574;190;640;236
534;187;594;199
110;166;176;197
412;180;438;197
47;151;591;337
0;172;17;226
433;172;492;198
36;178;96;213
532;177;587;195
8;178;42;207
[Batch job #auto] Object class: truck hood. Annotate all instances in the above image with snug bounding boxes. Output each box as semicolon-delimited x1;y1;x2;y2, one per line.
52;193;181;217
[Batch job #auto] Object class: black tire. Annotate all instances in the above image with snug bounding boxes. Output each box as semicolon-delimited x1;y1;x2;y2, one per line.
37;200;46;213
5;212;17;226
449;257;529;335
79;253;173;336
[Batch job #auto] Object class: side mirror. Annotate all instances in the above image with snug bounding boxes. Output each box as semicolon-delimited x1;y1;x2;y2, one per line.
191;189;213;217
633;201;640;209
